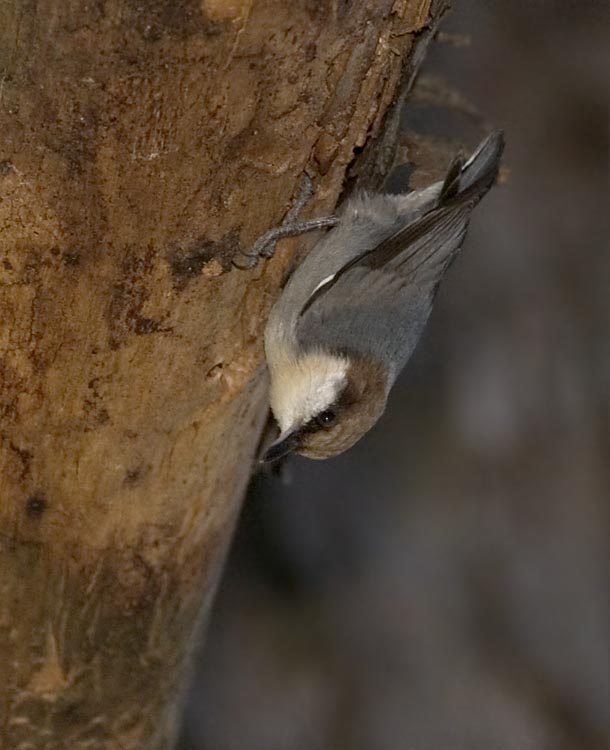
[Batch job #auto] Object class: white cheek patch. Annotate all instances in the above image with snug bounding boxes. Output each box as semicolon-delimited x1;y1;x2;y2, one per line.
269;352;348;433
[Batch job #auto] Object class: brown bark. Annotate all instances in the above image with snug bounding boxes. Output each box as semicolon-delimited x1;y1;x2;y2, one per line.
0;1;447;747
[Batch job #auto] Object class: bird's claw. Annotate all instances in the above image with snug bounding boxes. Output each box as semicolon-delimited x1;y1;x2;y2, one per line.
233;175;337;270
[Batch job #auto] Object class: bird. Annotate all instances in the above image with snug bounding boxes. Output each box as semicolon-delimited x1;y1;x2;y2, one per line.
258;131;504;461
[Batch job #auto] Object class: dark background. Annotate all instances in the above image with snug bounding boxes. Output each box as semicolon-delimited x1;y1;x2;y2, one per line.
181;1;609;748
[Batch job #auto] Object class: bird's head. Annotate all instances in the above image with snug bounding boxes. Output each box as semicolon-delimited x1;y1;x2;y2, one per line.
262;350;389;461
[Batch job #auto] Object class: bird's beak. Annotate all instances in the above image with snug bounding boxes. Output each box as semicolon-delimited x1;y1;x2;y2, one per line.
260;429;300;463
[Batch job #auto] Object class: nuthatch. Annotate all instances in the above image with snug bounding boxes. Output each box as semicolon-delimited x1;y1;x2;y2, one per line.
242;131;504;461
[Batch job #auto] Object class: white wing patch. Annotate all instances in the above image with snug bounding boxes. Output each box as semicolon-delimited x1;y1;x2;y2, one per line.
269;351;348;433
311;273;337;295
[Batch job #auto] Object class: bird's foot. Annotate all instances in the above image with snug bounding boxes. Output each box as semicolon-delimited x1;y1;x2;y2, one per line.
233;175;338;270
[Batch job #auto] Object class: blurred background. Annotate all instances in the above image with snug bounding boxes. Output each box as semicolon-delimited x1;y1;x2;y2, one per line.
180;1;609;748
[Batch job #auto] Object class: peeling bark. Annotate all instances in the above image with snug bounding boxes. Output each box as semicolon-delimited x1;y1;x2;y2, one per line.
0;1;447;747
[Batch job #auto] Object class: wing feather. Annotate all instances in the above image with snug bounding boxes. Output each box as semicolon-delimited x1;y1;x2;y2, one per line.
296;130;504;374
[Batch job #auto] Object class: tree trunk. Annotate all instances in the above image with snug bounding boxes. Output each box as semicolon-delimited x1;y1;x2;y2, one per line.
0;1;447;747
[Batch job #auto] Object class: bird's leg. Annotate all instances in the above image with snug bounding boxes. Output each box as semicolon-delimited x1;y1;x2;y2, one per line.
283;172;315;223
233;175;339;270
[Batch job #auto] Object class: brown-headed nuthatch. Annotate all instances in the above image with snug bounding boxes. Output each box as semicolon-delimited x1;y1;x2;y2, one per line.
239;131;504;461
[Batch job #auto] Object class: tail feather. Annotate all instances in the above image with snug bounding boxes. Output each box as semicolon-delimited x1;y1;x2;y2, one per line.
439;153;466;202
454;130;505;204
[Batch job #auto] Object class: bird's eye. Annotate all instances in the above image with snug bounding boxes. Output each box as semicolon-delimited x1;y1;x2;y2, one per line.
316;409;337;428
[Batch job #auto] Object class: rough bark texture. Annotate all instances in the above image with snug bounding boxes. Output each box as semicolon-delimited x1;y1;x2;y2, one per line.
0;1;447;747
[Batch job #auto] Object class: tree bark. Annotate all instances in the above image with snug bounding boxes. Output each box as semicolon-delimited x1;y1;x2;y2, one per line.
0;1;447;747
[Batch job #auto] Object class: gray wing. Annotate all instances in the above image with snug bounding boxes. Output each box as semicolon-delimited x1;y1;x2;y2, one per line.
296;130;504;378
296;204;470;380
301;129;504;315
